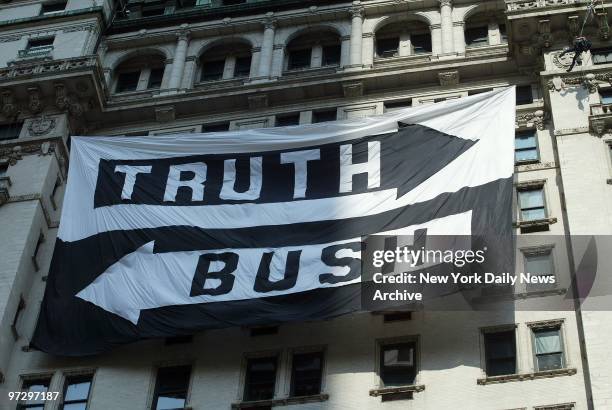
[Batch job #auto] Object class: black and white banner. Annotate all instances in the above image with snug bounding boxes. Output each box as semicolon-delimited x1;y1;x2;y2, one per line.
33;88;516;356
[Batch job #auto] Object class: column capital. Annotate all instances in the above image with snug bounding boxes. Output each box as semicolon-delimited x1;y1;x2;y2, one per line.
439;0;452;7
263;18;277;30
176;30;190;42
350;6;364;19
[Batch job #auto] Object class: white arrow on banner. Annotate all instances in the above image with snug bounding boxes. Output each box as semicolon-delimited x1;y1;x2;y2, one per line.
76;211;472;324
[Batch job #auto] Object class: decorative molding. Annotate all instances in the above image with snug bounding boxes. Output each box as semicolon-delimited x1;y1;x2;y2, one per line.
342;81;364;98
1;89;17;118
507;0;576;13
553;126;590;136
513;217;558;229
516;161;557;172
62;24;96;33
533;403;575;410
477;368;577;385
0;35;22;43
369;384;425;397
248;94;268;109
28;115;57;136
526;318;564;328
350;6;364;19
155;106;175;122
0;140;56;166
516;109;546;130
27;86;43;114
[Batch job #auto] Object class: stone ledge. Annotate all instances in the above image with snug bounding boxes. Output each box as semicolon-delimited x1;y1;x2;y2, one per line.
477;367;577;385
513;217;557;229
231;394;329;409
369;384;425;397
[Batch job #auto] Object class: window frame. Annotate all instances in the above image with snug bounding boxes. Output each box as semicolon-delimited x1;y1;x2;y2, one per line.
18;374;54;410
0;122;23;141
528;320;567;372
517;183;548;223
480;325;518;377
465;25;490;47
375;336;420;389
288;347;326;398
150;364;193;410
514;129;540;164
60;371;95;410
521;244;557;293
311;109;337;123
592;47;612;65
242;352;280;402
40;1;67;16
115;70;141;93
287;47;313;70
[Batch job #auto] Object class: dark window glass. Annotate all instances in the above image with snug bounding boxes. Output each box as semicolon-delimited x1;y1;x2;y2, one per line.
516;85;534;105
288;48;312;70
61;375;92;410
223;0;246;5
244;357;277;401
592;48;612;64
18;378;51;410
525;251;556;292
152;366;191;410
533;327;564;371
201;60;225;81
380;342;417;386
275;113;300;127
465;26;489;46
142;7;165;17
484;330;516;376
27;37;54;49
601;89;612;104
411;34;432;54
468;88;493;96
322;44;341;66
202;122;230;133
41;2;67;15
376;37;399;58
312;109;337;123
116;71;140;93
148;68;164;89
291;352;323;397
234;56;252;78
0;122;23;141
499;24;508;42
384;100;412;112
518;188;546;221
515;130;538;163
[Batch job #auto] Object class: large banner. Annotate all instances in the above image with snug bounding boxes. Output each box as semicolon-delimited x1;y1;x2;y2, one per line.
33;88;516;356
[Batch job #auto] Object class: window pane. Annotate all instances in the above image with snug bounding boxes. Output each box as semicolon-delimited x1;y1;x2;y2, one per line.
380;343;416;386
515;132;536;149
536;353;563;371
484;331;516;376
0;122;22;141
601;90;612;104
515;149;538;162
535;329;561;354
245;357;277;401
322;44;341;66
516;85;534;105
153;366;190;410
312;110;337;123
519;189;544;209
466;26;488;46
116;71;140;92
593;49;612;64
234;56;251;77
411;34;432;54
376;37;399;57
521;208;546;221
201;60;225;81
291;352;323;397
22;379;50;405
276;114;300;127
525;253;553;275
148;68;164;89
63;404;87;410
288;48;311;69
156;396;186;410
64;378;91;401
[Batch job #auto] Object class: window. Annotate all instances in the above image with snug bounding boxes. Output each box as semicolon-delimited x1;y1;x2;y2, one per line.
202;122;230;133
465;26;489;47
0;122;22;141
275;113;300;127
533;326;564;371
376;37;399;58
515;130;539;163
40;1;66;15
26;37;54;52
61;374;93;410
524;249;556;292
11;296;25;340
201;60;225;81
290;352;324;397
116;71;140;93
516;85;534;105
322;44;341;66
379;342;417;386
288;48;312;70
244;356;277;401
384;99;412;112
411;34;432;54
484;330;516;376
600;89;612;104
312;109;337;123
18;378;51;410
518;187;546;221
499;24;508;43
234;56;252;78
592;48;612;65
152;366;191;410
147;68;164;89
223;0;247;5
142;6;166;17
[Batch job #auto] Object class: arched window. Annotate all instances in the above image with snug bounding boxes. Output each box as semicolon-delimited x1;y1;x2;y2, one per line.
375;21;432;59
199;42;252;82
465;13;508;48
113;54;165;93
285;30;341;71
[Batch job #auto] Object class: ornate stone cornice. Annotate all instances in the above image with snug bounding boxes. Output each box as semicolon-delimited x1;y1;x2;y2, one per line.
516;109;546;130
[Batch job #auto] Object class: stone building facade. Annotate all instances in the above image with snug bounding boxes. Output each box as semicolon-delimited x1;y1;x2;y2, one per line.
0;0;611;409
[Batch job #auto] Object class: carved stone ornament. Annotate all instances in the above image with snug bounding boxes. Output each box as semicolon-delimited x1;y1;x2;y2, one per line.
0;141;57;166
1;90;17;118
438;70;459;86
551;50;574;70
54;83;68;111
516;110;546;130
342;81;364;98
591;118;606;136
28;87;43;114
598;12;610;40
28;115;56;136
547;74;598;93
